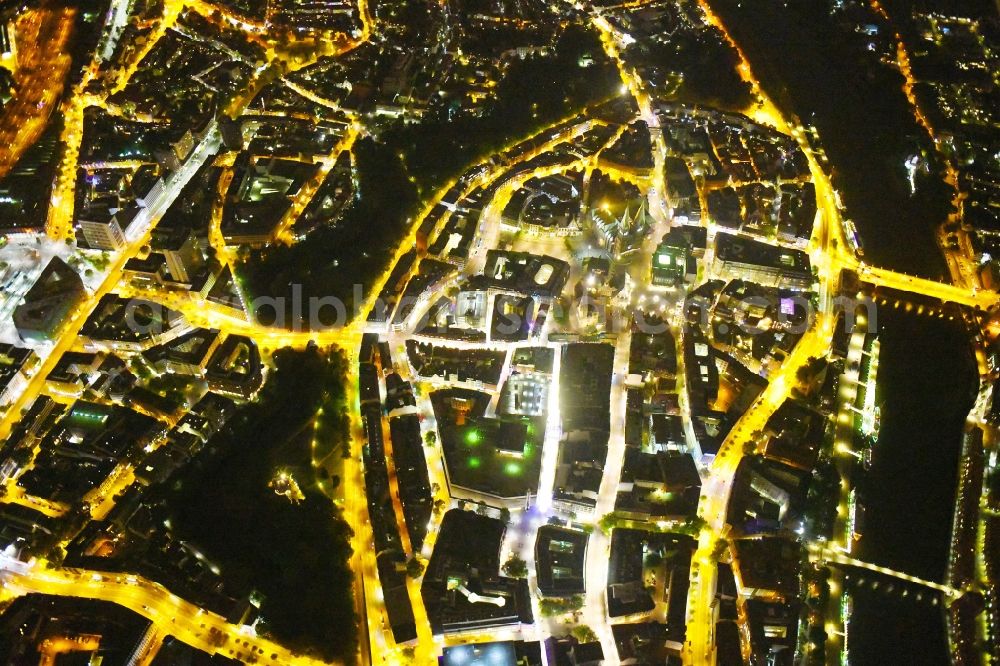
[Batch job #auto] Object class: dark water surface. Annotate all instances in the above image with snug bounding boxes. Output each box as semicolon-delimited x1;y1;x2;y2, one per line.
848;305;975;664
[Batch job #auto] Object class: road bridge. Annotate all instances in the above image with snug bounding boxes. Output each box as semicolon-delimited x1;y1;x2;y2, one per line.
858;264;1000;310
810;545;962;599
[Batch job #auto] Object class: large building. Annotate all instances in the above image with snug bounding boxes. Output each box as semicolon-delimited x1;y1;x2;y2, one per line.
151;226;204;283
534;525;588;597
713;233;812;290
651;240;687;287
421;510;533;635
559;343;615;434
79;207;141;251
13;257;87;343
652;227;705;287
0;343;34;406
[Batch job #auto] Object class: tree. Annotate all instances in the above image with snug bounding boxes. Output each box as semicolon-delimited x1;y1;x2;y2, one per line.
499;507;511;524
571;625;597;643
677;516;706;536
796;359;815;384
405;557;425;578
539;595;585;617
424;431;437;447
807;626;828;647
157;348;357;662
502;556;528;579
796;356;827;388
9;447;32;468
598;513;622;534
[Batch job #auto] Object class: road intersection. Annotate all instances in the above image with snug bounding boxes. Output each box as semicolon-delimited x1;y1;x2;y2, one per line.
0;1;992;664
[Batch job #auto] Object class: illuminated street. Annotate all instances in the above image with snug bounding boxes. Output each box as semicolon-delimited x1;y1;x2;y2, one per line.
0;0;996;664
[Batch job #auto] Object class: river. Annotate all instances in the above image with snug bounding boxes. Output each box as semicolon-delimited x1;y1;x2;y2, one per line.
847;304;976;664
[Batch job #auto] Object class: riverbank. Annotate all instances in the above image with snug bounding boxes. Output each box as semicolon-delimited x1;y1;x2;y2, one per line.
848;304;975;662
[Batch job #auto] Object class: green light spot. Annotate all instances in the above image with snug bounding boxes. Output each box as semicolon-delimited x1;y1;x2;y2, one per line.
465;430;481;445
504;462;521;476
468;457;481;469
